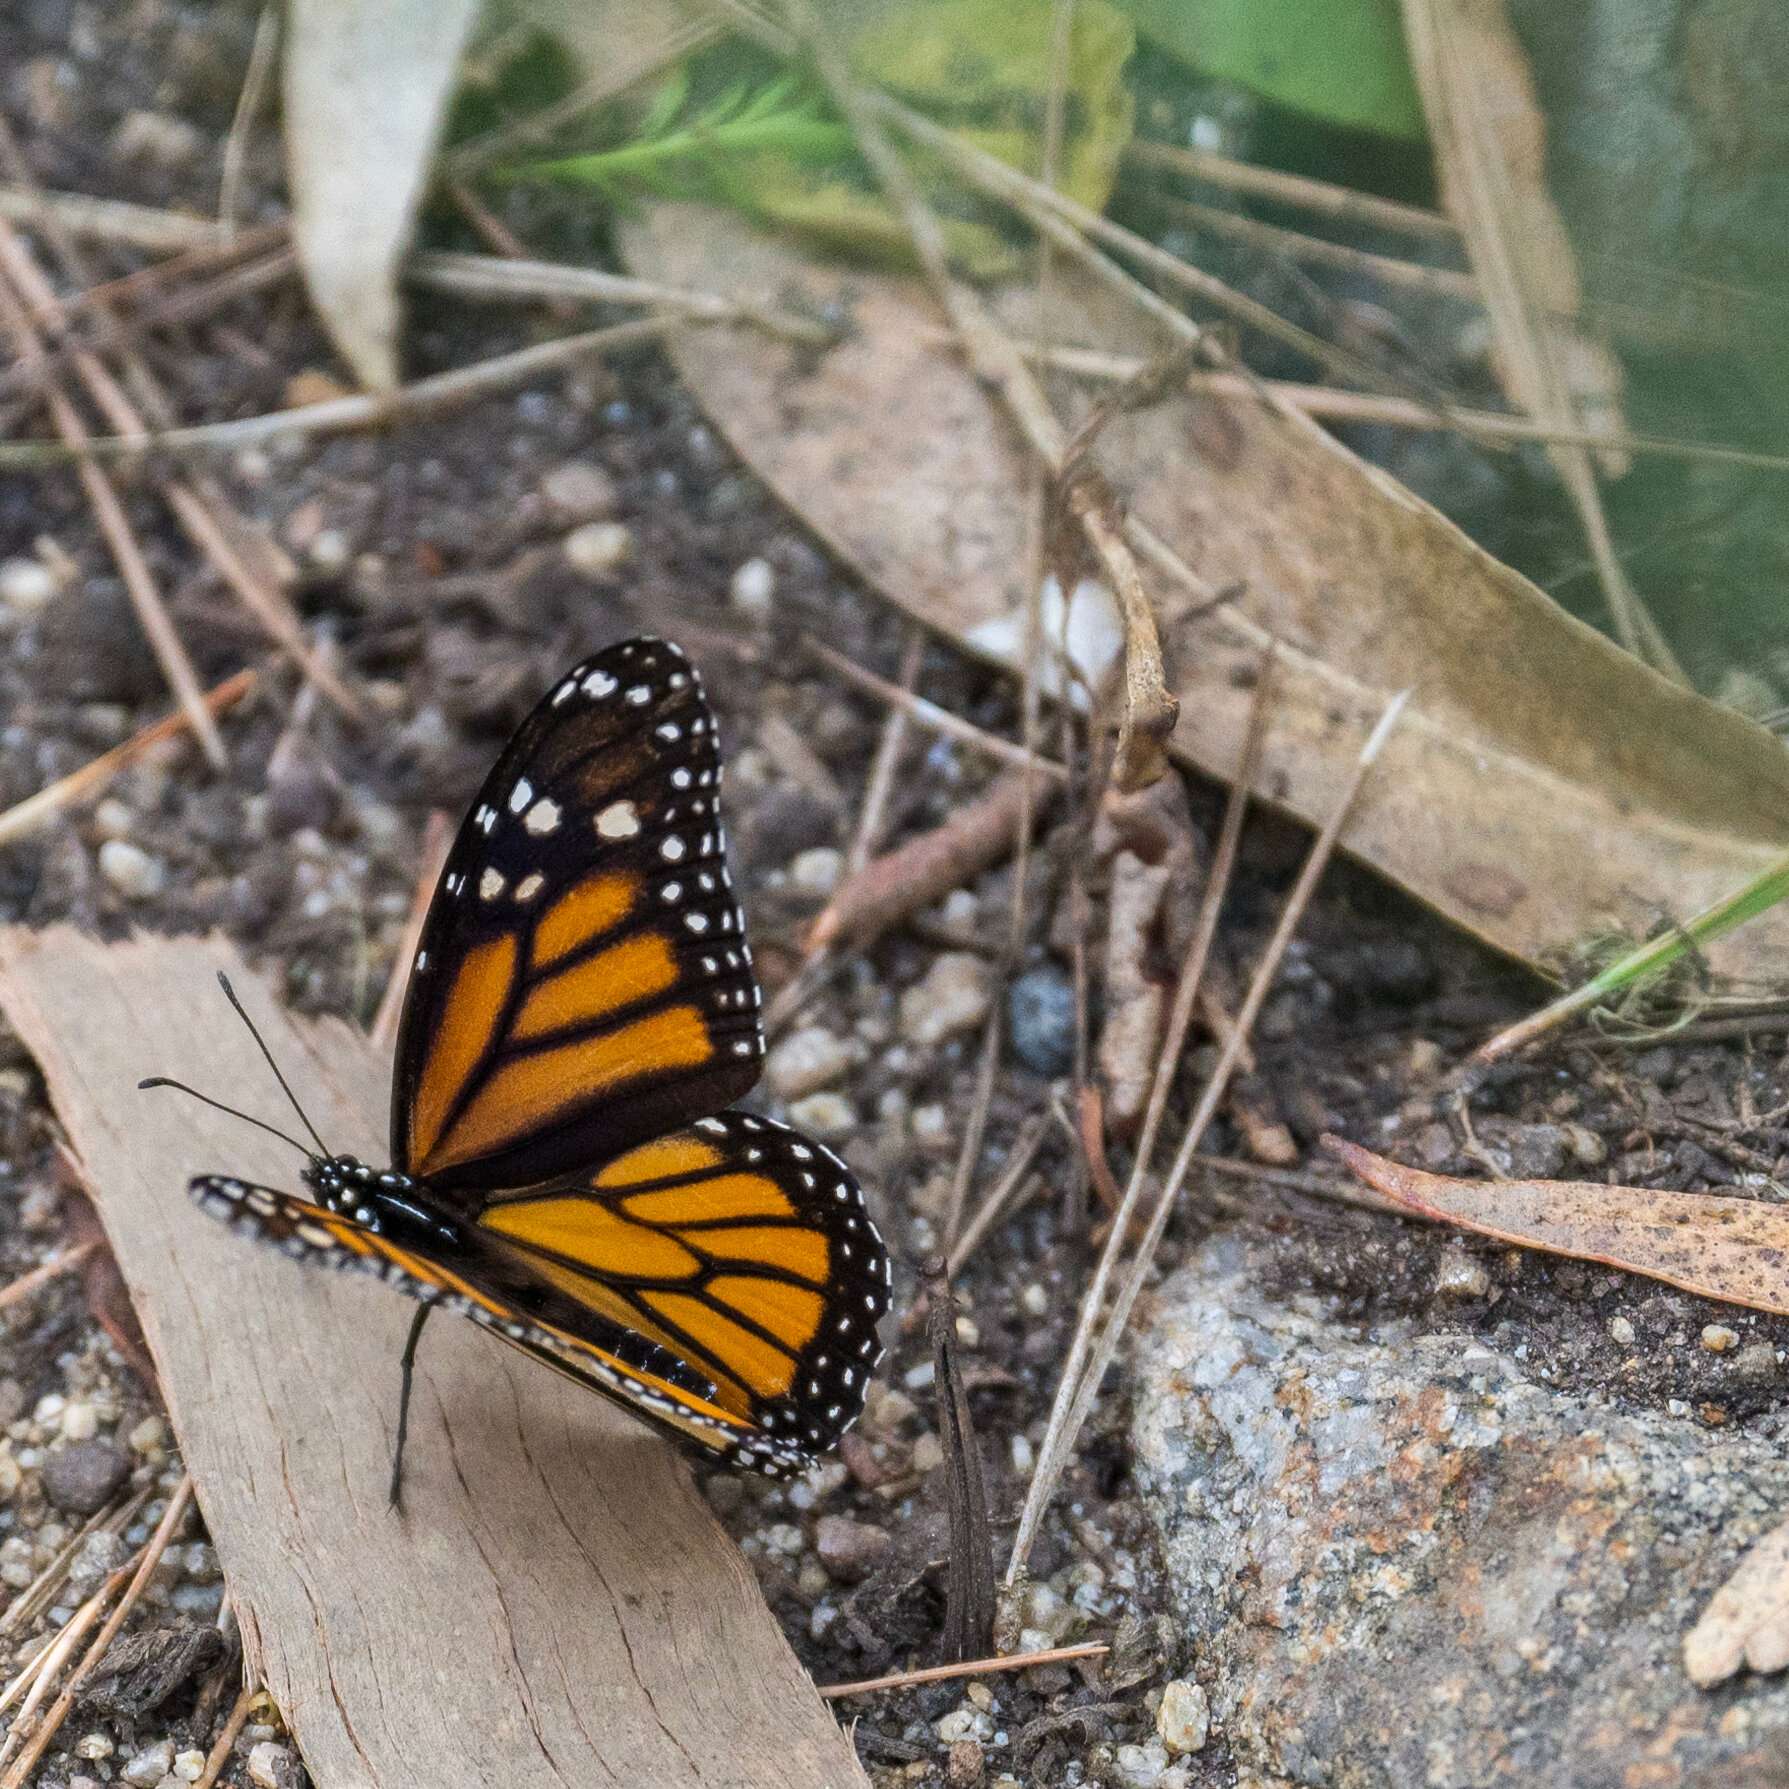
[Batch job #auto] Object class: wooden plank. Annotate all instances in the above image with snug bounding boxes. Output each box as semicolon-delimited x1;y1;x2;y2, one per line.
0;927;867;1789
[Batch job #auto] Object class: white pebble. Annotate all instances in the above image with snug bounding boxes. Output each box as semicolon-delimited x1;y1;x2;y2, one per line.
0;557;56;613
787;1091;854;1140
59;1401;97;1442
1010;1434;1035;1476
1114;1737;1170;1788
99;839;166;900
246;1742;292;1789
730;556;775;617
173;1749;206;1781
935;888;980;940
900;953;990;1046
936;1705;994;1745
34;1393;65;1425
903;1360;936;1392
1702;1324;1739;1353
1156;1680;1209;1754
308;528;350;574
121;1740;174;1786
563;521;634;577
75;1734;114;1761
1608;1315;1634;1345
761;1522;805;1557
93;797;134;839
911;1432;944;1473
112;109;201;168
129;1414;166;1454
765;1026;851;1100
232;446;272;485
1433;1252;1490;1299
910;1102;952;1152
540;461;615;519
1021;1282;1049;1318
955;1315;980;1348
789;846;843;897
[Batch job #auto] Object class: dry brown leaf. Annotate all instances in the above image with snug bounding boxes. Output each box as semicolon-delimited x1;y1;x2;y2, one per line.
618;203;1789;990
1324;1135;1789;1316
1685;1519;1789;1687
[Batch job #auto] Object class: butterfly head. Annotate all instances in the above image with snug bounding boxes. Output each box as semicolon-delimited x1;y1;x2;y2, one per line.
299;1155;450;1242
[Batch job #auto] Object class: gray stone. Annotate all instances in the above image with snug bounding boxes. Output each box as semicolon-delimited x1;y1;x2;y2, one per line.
1008;965;1076;1077
41;1440;130;1515
1131;1231;1789;1788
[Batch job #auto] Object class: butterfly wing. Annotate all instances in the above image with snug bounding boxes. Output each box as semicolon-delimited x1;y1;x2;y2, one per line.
391;639;763;1196
191;1111;889;1472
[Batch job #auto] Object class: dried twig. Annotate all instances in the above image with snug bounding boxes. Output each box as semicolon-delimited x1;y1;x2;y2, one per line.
0;1473;194;1789
948;1114;1050;1278
369;809;453;1053
818;1641;1108;1699
0;670;256;849
1010;679;1407;1582
0;1243;94;1314
0;186;218;252
0;1485;152;1643
192;1681;261;1789
1123;139;1460;240
219;2;280;243
0;316;674;466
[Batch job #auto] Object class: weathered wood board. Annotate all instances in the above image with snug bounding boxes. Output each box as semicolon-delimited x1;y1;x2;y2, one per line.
0;927;867;1789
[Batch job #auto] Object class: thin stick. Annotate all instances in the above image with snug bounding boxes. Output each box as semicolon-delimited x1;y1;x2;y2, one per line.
0;316;675;466
192;1681;261;1789
1190;1150;1408;1216
1123;139;1460;240
1011;690;1409;1581
0;670;256;849
0;186;219;252
944;1017;1001;1253
369;809;454;1052
1141;190;1479;302
0;1572;124;1759
0;1473;194;1789
802;639;1068;782
0;1628;63;1720
817;1641;1108;1699
948;1115;1049;1277
0;263;224;767
0;1485;152;1643
0;1244;93;1314
219;2;279;244
1010;648;1275;1581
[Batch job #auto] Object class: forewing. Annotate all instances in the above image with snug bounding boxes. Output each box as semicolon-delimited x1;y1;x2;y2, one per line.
391;639;763;1195
474;1111;892;1467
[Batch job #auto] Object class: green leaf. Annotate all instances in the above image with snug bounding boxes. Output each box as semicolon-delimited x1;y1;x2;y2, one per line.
1115;0;1426;142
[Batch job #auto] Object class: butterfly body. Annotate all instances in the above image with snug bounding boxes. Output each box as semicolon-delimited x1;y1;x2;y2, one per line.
176;639;890;1478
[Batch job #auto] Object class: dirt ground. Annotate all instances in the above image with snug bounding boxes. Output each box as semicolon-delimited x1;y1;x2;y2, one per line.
1;5;1787;1788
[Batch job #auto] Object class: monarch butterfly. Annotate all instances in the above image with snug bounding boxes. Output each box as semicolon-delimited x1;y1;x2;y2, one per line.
146;638;890;1490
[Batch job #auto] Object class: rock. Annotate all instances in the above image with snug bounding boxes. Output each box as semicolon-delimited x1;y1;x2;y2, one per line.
788;845;843;897
1432;1249;1491;1299
111;109;202;168
0;557;56;613
730;555;775;617
1563;1121;1607;1167
539;461;615;520
910;1432;944;1474
1156;1681;1208;1754
946;1737;985;1787
97;840;165;900
764;1026;852;1100
563;521;634;577
308;527;350;574
1609;1314;1635;1344
813;1514;891;1580
1113;1738;1170;1787
121;1741;174;1787
1477;1119;1568;1179
246;1742;299;1789
41;1440;130;1515
1131;1230;1789;1788
59;1400;96;1441
899;953;990;1047
1007;965;1075;1077
935;1706;993;1745
172;1750;206;1782
1734;1342;1779;1386
1703;1324;1740;1353
786;1092;854;1140
66;1528;126;1594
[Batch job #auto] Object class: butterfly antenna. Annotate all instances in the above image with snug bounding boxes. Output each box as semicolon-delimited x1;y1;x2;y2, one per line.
214;971;332;1158
137;1078;313;1159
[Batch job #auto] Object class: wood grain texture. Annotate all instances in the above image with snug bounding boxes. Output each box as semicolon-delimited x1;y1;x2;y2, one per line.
0;927;867;1789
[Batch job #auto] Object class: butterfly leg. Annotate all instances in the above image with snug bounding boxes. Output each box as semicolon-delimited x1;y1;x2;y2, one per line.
388;1302;434;1510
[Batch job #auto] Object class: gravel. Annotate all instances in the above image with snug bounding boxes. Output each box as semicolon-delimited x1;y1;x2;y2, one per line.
40;1439;131;1515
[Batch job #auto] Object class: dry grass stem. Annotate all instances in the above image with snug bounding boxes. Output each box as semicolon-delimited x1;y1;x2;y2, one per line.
369;809;454;1052
0;1628;63;1721
0;316;676;467
0;186;218;252
0;1486;152;1644
802;638;1068;783
0;1473;194;1789
945;1017;1002;1253
219;2;279;243
1143;190;1479;301
191;1681;261;1789
818;1641;1108;1698
948;1114;1050;1277
0;670;256;849
0;1244;93;1314
1123;139;1460;240
1192;1150;1409;1216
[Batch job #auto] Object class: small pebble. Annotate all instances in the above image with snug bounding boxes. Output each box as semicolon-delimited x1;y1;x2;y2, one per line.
947;1737;986;1788
173;1750;206;1782
121;1740;174;1787
93;797;134;840
0;557;56;613
246;1742;295;1789
67;1529;125;1592
1609;1315;1635;1344
540;461;616;520
1734;1342;1779;1385
910;1103;952;1153
787;1091;854;1140
730;556;776;617
936;1706;994;1745
862;1386;916;1433
0;1536;32;1589
563;521;634;577
307;528;351;574
1702;1324;1740;1353
41;1440;130;1515
761;1522;805;1558
955;1315;980;1348
933;888;981;942
765;1026;852;1100
1563;1122;1607;1167
1021;1283;1050;1318
1114;1738;1170;1788
900;953;990;1047
903;1360;936;1392
1157;1680;1209;1754
1433;1252;1490;1300
35;1393;65;1425
813;1513;891;1580
0;1449;20;1496
911;1432;944;1474
129;1415;166;1454
1010;1434;1035;1476
232;445;272;485
1008;966;1076;1077
789;846;843;897
98;839;165;900
75;1734;113;1762
111;109;201;168
59;1401;97;1442
1406;1038;1443;1080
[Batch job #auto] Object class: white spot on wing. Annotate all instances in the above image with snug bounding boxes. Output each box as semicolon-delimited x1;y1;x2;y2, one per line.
515;872;545;903
479;868;506;900
583;669;618;699
595;800;640;839
508;779;533;814
524;798;561;835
